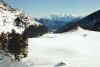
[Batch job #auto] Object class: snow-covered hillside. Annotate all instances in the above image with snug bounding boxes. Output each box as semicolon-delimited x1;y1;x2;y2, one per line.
0;6;45;34
0;0;48;62
1;27;100;67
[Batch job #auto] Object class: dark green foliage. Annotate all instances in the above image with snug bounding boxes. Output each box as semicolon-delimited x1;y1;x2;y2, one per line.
56;22;78;33
63;22;78;31
0;32;7;50
0;29;28;61
23;25;48;38
15;17;21;27
79;10;100;31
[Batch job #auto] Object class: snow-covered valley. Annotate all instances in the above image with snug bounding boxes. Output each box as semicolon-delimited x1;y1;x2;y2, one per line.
0;0;100;67
1;28;100;67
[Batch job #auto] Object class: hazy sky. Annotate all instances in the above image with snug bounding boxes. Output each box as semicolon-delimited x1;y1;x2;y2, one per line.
4;0;100;18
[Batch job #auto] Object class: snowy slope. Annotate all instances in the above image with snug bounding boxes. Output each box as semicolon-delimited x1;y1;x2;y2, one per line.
0;1;48;66
0;0;45;34
26;28;100;67
1;28;100;67
0;8;43;34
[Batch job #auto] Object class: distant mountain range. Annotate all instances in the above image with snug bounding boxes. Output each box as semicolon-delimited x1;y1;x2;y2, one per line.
35;15;81;32
56;10;100;33
36;10;100;33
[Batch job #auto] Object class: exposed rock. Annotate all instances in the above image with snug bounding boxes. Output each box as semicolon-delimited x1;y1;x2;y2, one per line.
54;62;66;67
0;0;48;61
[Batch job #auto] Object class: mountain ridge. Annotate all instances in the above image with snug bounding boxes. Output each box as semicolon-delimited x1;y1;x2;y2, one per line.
0;0;48;61
55;10;100;33
35;15;81;32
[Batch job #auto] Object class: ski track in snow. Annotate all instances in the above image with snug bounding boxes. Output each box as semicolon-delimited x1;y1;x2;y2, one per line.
1;28;100;67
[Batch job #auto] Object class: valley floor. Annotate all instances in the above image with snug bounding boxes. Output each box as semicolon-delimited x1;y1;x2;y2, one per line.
1;28;100;67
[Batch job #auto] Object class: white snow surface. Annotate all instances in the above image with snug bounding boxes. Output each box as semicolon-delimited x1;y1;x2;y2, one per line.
0;6;42;34
0;28;100;67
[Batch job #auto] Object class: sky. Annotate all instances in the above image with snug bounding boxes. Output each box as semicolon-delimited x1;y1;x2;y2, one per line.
4;0;100;18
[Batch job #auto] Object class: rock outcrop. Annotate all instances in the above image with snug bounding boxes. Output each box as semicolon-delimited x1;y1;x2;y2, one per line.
0;0;48;61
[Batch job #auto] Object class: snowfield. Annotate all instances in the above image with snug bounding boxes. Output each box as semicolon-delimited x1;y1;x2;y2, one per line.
1;28;100;67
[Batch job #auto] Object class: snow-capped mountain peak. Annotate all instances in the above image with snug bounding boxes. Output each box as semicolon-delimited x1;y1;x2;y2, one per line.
36;14;81;32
